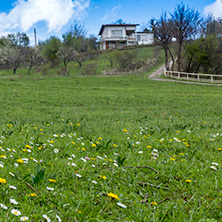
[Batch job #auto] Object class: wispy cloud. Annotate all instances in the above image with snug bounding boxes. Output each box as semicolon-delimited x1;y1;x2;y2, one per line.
101;5;121;22
204;0;222;18
0;0;90;36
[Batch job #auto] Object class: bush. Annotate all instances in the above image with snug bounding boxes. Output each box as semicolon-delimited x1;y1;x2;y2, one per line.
81;63;97;75
114;51;136;71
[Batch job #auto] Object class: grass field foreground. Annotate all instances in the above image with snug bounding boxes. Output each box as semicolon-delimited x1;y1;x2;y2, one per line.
0;75;222;221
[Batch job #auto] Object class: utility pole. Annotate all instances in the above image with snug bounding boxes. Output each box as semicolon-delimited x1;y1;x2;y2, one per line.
34;28;37;47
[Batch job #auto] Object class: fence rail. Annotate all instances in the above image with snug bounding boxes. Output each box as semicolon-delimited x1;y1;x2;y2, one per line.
164;69;222;83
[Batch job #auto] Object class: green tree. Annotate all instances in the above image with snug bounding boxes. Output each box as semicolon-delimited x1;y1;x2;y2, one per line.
40;36;62;65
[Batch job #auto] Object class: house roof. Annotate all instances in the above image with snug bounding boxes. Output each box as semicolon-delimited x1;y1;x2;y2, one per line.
99;24;139;35
136;31;153;34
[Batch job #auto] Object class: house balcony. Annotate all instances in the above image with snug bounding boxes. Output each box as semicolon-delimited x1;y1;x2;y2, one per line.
101;36;137;42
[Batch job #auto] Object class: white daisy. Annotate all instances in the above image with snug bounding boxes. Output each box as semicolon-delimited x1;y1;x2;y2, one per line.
56;215;62;222
46;187;54;191
81;157;86;162
11;209;21;216
210;166;217;170
117;202;127;208
138;151;143;154
10;199;18;205
71;163;77;167
212;162;219;166
54;149;59;153
0;164;3;168
43;215;51;222
0;203;8;209
20;216;29;221
9;172;15;177
76;174;82;178
92;180;98;184
9;185;17;190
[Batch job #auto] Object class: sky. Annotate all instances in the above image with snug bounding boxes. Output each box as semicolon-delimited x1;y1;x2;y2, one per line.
0;0;221;45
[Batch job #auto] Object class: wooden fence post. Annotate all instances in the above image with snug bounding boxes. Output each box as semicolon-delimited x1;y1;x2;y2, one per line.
198;75;200;82
211;76;213;83
187;74;189;81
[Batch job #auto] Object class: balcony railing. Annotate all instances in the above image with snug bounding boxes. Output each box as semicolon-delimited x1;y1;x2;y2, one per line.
101;36;136;42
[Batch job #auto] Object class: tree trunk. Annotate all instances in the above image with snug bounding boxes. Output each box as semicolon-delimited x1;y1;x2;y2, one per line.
28;63;32;75
177;42;182;71
164;46;168;68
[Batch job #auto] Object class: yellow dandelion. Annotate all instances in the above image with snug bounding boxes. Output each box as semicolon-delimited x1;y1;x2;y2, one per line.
0;178;7;184
170;158;176;161
27;193;37;197
107;193;120;200
151;202;157;205
218;148;222;151
185;179;192;183
48;179;56;183
25;145;31;148
17;159;24;164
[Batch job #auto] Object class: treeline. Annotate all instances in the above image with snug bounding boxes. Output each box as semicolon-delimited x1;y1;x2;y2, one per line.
147;2;222;74
0;22;98;75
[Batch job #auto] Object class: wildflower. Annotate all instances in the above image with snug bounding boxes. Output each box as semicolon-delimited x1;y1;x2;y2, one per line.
11;209;21;216
117;202;127;208
147;146;152;148
212;162;219;166
0;203;8;209
43;214;51;222
100;175;106;180
17;159;24;164
210;166;217;170
85;156;90;160
10;199;18;205
170;158;176;161
20;216;29;221
27;193;37;197
56;215;62;222
98;137;102;140
0;155;6;159
76;174;82;178
92;143;97;147
48;179;56;183
138;151;143;154
92;180;98;184
77;209;82;214
108;193;120;200
9;185;17;190
185;179;192;183
151;202;157;205
25;145;31;149
123;128;128;132
71;142;75;144
0;163;3;168
203;121;206;124
218;148;222;151
54;149;59;153
47;187;55;191
81;157;86;162
0;178;7;184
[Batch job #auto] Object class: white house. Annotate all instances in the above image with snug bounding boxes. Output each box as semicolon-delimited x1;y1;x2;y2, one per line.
99;24;154;50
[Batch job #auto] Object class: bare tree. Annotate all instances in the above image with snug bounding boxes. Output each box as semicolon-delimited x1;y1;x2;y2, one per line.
169;3;201;71
25;47;43;75
57;46;76;75
154;13;174;69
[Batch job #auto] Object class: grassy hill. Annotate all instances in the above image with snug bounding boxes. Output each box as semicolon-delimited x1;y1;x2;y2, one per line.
0;45;164;77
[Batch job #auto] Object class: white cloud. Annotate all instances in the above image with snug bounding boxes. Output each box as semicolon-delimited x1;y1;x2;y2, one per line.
101;5;121;22
0;0;90;36
204;0;222;18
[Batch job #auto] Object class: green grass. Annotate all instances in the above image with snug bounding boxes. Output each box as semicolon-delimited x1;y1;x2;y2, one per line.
0;74;222;221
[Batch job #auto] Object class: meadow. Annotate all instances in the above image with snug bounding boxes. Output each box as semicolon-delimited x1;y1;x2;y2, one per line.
0;74;222;221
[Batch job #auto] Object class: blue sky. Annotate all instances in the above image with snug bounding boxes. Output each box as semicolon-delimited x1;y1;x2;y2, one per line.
0;0;221;44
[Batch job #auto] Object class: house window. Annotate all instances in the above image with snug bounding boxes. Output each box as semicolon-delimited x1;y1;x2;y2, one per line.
111;30;122;37
137;35;141;41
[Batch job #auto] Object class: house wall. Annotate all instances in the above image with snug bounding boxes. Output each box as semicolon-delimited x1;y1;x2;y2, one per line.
135;33;154;45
